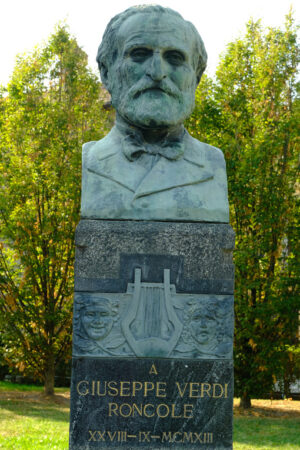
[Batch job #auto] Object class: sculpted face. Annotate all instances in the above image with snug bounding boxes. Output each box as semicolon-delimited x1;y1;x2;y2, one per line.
109;12;198;128
82;302;113;341
190;307;218;345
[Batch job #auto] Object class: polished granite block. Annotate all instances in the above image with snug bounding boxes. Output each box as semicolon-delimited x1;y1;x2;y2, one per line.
69;358;233;449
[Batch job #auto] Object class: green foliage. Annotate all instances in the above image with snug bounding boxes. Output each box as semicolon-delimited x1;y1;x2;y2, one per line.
187;14;299;402
0;25;112;394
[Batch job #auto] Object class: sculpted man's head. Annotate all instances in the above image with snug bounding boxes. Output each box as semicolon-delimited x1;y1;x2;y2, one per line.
96;5;207;129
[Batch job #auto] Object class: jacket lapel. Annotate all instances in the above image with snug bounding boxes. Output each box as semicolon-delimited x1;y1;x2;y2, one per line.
133;156;213;199
86;140;146;193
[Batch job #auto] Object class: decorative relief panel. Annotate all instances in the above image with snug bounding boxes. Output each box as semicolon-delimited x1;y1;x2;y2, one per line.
73;269;233;359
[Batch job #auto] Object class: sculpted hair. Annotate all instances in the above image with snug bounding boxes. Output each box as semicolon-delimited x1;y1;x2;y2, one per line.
74;295;118;333
96;4;207;86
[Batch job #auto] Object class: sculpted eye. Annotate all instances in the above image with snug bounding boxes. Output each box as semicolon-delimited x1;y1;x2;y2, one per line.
130;47;152;62
192;315;201;321
164;50;185;66
207;317;216;322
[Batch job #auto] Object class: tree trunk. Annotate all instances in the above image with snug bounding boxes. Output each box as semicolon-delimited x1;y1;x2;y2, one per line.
239;393;251;409
284;377;290;398
44;352;55;396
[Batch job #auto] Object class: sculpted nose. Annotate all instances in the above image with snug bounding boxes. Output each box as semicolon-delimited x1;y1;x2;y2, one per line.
146;52;166;82
200;318;207;327
93;314;102;324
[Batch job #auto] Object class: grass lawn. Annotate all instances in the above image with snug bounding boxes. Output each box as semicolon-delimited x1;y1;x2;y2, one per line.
0;382;69;449
233;399;300;449
0;382;299;449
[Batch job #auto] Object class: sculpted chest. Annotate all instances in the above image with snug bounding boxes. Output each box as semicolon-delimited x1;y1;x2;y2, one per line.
80;129;229;222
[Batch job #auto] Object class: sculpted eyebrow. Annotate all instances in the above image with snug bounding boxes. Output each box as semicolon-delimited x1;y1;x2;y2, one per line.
123;42;151;53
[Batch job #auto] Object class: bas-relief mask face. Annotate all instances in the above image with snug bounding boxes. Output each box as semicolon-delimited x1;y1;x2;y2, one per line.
82;303;114;341
108;12;197;128
190;308;218;345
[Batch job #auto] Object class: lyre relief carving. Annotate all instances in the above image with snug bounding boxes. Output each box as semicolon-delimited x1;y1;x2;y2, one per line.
121;268;183;357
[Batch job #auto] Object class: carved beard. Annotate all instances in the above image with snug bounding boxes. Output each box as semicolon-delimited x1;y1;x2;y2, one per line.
111;76;196;129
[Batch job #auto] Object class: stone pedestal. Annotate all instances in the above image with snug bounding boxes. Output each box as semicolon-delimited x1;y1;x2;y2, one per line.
69;220;235;449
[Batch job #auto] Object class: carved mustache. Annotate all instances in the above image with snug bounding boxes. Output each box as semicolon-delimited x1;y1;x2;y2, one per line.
127;78;182;100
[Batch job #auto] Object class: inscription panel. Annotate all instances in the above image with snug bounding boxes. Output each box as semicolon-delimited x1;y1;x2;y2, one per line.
69;358;233;449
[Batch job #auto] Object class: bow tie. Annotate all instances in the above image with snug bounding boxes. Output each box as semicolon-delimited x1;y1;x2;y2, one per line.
116;121;185;162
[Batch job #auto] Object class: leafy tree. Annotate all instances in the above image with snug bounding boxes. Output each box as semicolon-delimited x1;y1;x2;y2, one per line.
0;25;112;395
187;14;299;407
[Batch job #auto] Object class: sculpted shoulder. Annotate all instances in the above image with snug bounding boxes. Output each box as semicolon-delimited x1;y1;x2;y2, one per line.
183;132;226;169
82;128;120;170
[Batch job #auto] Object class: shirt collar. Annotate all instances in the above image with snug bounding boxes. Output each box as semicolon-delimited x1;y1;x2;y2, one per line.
115;116;186;162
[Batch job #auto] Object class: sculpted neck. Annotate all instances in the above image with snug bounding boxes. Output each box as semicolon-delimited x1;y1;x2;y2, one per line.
115;113;184;145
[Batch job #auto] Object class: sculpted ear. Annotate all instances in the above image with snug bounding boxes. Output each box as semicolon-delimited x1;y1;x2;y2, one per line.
100;63;111;92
